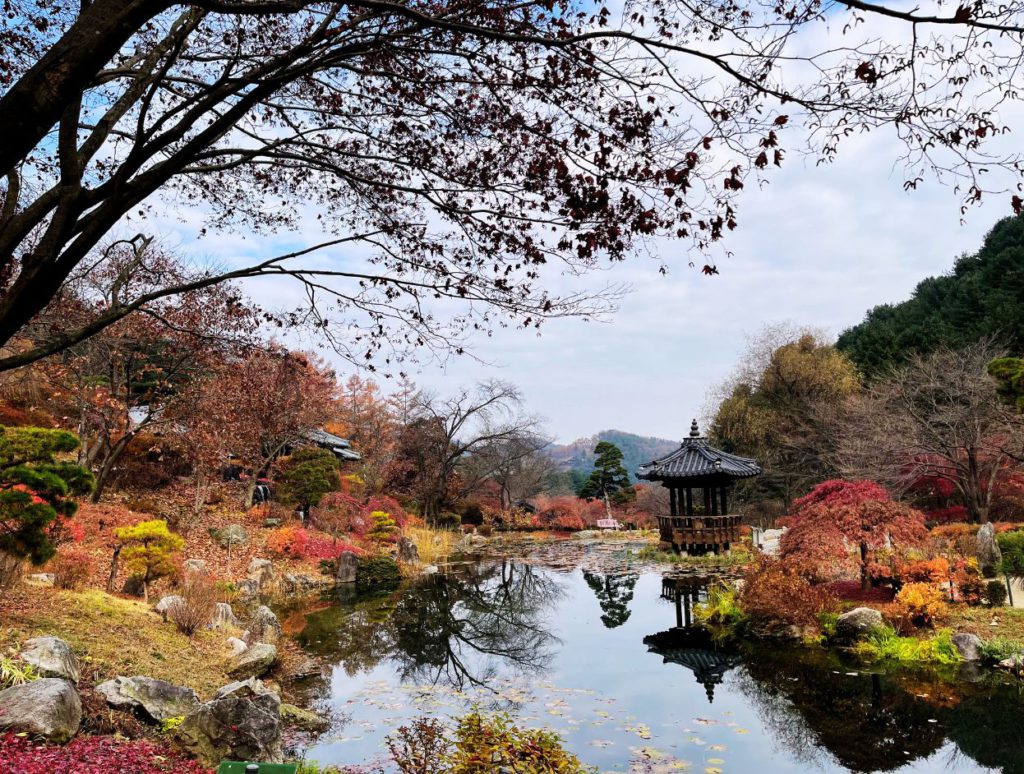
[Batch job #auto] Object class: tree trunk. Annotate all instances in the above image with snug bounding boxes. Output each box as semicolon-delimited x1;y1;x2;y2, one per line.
106;545;121;593
90;430;138;503
603;492;612;519
860;541;871;591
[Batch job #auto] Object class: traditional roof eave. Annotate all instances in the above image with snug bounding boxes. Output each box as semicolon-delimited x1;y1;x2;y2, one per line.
635;419;761;482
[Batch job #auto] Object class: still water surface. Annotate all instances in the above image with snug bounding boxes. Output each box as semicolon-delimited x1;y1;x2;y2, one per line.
290;546;1024;773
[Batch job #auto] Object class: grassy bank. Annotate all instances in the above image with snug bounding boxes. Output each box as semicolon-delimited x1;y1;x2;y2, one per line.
0;586;236;697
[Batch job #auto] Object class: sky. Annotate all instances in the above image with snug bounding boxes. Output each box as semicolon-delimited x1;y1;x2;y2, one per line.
140;11;1024;446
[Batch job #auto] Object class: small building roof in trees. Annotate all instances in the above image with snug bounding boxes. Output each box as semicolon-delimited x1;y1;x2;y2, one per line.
304;429;362;461
636;420;760;481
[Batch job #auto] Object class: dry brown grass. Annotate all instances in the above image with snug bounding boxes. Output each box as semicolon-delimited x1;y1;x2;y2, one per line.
0;585;235;697
404;524;459;565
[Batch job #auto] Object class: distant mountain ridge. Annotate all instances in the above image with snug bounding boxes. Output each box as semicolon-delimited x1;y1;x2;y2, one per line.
548;429;680;482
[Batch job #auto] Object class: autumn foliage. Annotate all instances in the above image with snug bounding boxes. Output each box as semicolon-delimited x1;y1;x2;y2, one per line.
780;480;928;589
266;526;361;561
0;732;210;774
739;558;840;632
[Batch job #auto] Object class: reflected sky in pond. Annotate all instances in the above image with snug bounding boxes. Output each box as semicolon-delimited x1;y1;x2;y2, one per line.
294;558;1024;773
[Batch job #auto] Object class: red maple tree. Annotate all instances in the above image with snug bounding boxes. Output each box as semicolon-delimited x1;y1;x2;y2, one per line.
780;479;928;590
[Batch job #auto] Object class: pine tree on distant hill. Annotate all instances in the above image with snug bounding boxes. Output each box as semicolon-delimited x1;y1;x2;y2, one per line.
838;214;1024;377
580;441;635;517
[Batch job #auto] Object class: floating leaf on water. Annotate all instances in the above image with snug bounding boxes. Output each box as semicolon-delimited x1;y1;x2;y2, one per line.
707;757;725;764
708;744;726;751
734;728;750;734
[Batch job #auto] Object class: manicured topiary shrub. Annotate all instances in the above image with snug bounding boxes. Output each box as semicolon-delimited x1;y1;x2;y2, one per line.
356;555;401;593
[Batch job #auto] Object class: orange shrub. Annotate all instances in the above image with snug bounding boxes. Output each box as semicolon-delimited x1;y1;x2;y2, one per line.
898;557;950;585
894;582;947;627
266;526;360;560
739;558;840;631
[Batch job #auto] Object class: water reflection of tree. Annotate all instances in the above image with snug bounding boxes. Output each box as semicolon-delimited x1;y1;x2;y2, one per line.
582;570;638;628
736;647;948;772
296;560;562;691
390;560;561;690
948;687;1024;774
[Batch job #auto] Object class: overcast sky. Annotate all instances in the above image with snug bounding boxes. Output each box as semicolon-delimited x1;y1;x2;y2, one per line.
144;15;1023;445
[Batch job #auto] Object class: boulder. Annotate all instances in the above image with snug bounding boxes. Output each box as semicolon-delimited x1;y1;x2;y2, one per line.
95;676;199;723
336;551;359;584
175;687;282;766
397;536;419;563
184;559;208;574
977;523;1002;575
423;564;439;575
0;678;81;743
20;636;80;682
225;637;248;656
155;594;184;621
215;677;273;700
217;524;248;549
227;642;277;678
236;578;260;599
247;558;275;589
24;572;55;587
280;702;328;732
834;607;884;643
999;653;1024;671
247;605;282;645
951;632;984;661
212;602;240;629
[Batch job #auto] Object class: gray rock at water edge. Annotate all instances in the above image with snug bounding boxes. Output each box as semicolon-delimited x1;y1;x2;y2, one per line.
24;572;55;587
0;678;81;743
423;564;439;575
977;523;1002;575
175;688;283;766
226;636;248;655
215;677;273;700
247;605;282;645
247;558;274;589
280;702;329;732
998;653;1024;670
951;632;984;661
95;676;199;723
217;524;248;548
184;559;208;574
155;594;184;620
281;573;332;595
336;551;359;584
227;642;278;678
20;636;80;682
212;602;240;629
397;536;419;563
834;607;884;643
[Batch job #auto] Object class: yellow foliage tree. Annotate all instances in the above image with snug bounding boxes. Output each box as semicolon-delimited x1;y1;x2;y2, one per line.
114;519;184;603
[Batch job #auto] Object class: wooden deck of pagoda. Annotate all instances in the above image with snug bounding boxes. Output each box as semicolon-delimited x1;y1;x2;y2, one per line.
656;514;742;555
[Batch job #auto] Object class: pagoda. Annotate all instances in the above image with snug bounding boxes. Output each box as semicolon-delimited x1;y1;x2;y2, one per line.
636;419;761;555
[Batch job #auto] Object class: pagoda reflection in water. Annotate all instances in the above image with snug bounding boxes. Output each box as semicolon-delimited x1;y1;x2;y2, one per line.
642;576;742;703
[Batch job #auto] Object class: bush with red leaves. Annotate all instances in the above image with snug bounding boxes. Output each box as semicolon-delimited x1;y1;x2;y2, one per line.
0;732;211;773
266;525;361;560
780;479;928;589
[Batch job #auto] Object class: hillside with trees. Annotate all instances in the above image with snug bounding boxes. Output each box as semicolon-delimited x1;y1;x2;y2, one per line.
547;430;678;485
837;215;1024;378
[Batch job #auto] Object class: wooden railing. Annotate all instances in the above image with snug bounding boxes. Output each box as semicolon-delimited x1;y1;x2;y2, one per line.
657;514;741;547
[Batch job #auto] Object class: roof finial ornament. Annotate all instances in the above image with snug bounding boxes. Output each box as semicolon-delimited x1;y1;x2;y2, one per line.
689;419;700;438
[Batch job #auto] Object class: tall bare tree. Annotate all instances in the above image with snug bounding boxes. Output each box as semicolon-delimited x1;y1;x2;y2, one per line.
392;380;539;520
4;0;1024;370
839;340;1024;523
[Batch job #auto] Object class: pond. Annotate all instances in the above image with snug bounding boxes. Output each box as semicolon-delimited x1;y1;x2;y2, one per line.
287;541;1024;773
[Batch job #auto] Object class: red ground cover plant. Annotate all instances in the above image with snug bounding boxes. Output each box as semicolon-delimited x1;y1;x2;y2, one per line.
0;732;211;773
780;479;928;590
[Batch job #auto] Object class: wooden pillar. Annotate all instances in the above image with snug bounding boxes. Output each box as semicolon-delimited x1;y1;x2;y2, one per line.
720;486;728;515
685;488;693;516
703;486;711;515
669;487;678;517
683;590;692;627
674;590;683;628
